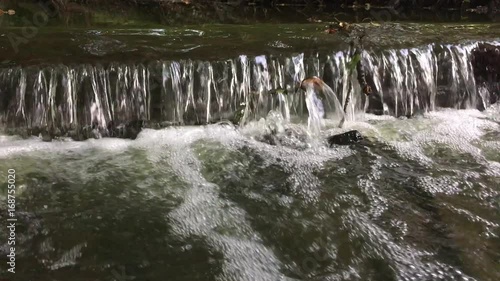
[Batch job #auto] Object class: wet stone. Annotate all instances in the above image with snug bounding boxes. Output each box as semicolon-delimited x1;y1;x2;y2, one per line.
105;120;150;139
40;128;52;142
327;130;363;146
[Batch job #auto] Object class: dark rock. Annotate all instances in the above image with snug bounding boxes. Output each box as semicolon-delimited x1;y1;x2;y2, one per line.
472;43;500;106
106;120;145;139
327;130;363;146
40;128;52;142
68;129;79;140
124;120;145;139
107;121;117;137
256;128;364;149
80;126;92;140
29;127;42;138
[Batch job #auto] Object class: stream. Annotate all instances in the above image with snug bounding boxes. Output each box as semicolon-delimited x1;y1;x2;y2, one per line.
0;6;499;281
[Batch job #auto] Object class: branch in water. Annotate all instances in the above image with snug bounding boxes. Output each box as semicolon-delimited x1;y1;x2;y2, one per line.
324;20;374;127
0;9;16;16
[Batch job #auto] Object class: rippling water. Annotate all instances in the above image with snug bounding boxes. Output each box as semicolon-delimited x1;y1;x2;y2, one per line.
1;105;499;281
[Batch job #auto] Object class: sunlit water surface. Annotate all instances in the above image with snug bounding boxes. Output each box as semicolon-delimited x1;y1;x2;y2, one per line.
0;105;499;281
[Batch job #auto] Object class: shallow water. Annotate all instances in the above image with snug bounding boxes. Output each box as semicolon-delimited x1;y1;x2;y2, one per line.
1;22;500;64
1;105;499;281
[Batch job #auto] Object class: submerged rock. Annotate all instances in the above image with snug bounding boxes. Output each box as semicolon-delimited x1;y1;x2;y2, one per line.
107;120;145;139
327;130;363;146
40;128;52;142
255;128;365;149
254;126;311;150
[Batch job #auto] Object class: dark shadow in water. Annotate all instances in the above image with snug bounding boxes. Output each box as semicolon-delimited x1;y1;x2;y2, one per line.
195;138;471;280
0;150;224;281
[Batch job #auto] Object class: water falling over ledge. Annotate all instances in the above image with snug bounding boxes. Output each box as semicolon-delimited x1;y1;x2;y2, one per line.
0;41;498;140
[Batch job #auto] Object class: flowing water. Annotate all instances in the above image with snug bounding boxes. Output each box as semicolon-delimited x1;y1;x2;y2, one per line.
0;15;500;281
1;106;499;281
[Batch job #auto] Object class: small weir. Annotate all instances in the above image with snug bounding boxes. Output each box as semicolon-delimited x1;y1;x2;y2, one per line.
0;41;498;139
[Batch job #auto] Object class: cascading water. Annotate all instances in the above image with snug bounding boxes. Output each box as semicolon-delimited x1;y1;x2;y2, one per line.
304;88;326;134
0;41;497;139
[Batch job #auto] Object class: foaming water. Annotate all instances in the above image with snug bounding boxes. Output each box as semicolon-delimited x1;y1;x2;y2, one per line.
135;128;288;280
0;106;499;281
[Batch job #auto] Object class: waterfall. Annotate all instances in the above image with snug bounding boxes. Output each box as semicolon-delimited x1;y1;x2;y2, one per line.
0;41;498;139
305;89;325;135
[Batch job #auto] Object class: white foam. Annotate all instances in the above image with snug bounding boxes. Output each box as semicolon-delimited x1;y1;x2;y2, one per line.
1;107;498;280
134;126;292;280
366;108;500;173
